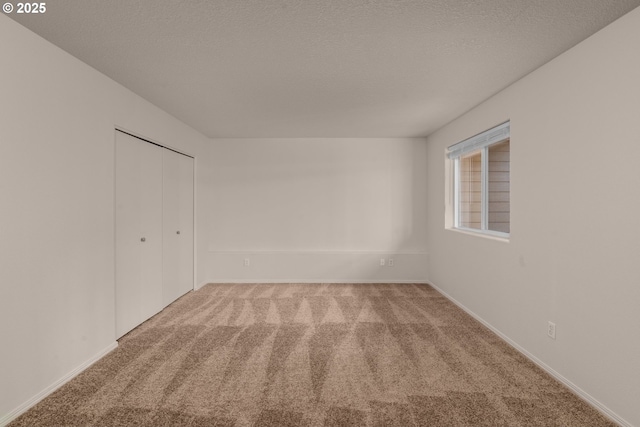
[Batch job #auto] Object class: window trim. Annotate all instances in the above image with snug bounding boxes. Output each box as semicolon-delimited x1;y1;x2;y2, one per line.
446;226;510;242
447;121;510;239
446;121;510;159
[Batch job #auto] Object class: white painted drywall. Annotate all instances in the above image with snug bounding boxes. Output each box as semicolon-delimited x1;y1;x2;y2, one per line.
0;15;208;423
203;138;428;283
426;7;640;426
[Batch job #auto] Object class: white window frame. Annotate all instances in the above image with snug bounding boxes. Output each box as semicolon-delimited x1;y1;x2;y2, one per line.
447;121;510;239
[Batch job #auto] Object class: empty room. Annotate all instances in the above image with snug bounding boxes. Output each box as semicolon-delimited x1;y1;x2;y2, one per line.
1;1;639;426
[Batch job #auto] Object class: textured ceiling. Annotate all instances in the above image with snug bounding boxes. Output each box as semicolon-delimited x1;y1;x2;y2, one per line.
8;0;640;137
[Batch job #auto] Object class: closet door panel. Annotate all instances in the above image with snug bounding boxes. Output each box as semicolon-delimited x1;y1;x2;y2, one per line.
163;150;194;306
115;135;142;338
115;132;163;338
178;154;194;296
139;143;164;321
162;149;181;306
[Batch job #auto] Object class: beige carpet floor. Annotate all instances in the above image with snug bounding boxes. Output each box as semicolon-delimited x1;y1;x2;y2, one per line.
10;283;616;427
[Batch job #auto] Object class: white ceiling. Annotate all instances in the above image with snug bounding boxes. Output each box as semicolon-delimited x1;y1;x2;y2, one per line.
9;0;640;138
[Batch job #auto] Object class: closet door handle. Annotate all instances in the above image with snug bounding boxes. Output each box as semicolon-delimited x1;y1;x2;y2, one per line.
141;237;146;242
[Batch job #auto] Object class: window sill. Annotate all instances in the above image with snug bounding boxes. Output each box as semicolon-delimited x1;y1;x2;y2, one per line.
446;227;510;243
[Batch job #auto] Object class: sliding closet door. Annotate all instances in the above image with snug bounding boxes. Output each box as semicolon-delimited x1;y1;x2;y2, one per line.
162;149;194;306
115;132;163;338
177;154;194;296
162;150;180;305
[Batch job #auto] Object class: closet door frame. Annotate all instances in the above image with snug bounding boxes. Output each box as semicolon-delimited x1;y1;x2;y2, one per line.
114;129;196;338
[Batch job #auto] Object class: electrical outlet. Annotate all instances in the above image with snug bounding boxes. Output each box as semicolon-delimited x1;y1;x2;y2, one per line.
380;258;385;266
243;258;250;267
388;258;394;267
547;321;556;339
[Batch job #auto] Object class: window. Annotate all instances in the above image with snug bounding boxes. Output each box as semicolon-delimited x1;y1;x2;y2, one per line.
448;121;510;237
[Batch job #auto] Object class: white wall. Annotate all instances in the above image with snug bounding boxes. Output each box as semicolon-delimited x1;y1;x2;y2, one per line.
203;138;428;283
0;15;208;424
426;7;640;427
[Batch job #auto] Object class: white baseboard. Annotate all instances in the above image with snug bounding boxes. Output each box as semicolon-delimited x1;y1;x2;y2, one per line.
203;279;429;284
0;342;118;427
205;251;429;283
426;280;630;427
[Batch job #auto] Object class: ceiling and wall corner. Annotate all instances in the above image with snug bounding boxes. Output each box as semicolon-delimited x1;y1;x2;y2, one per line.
8;0;640;138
